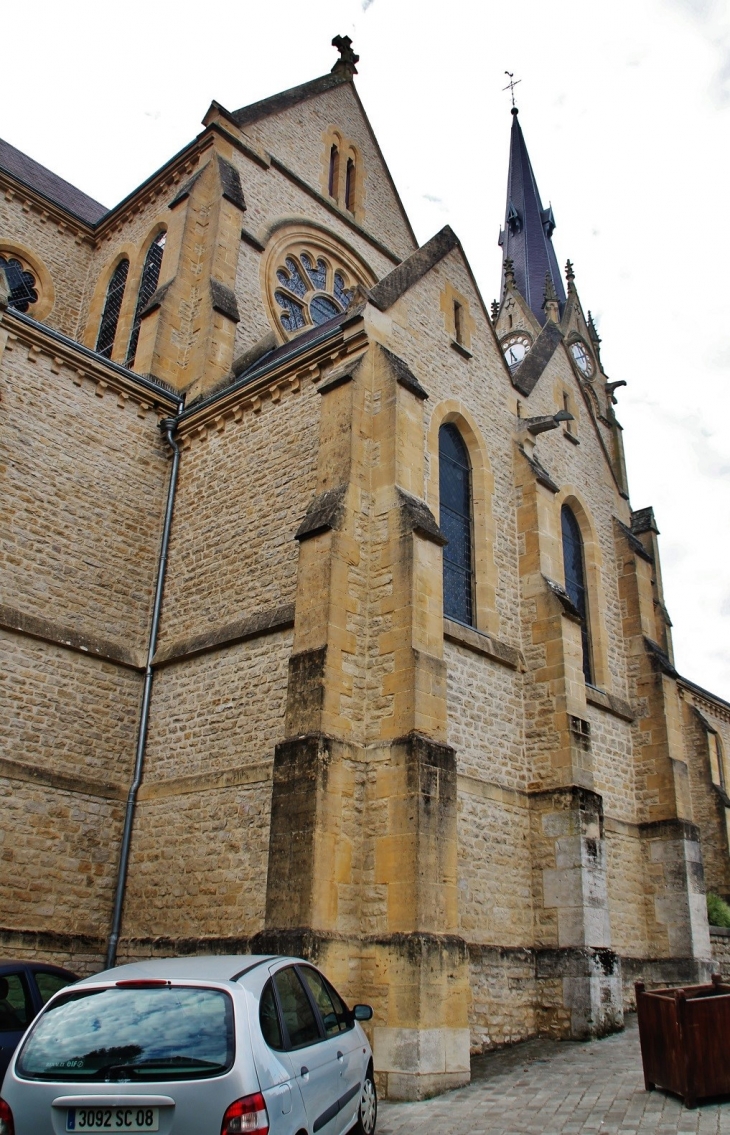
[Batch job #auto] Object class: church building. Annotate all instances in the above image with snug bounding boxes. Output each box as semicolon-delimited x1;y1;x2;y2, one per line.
2;37;730;1100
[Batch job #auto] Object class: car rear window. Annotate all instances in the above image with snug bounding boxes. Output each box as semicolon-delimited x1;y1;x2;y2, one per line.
17;985;234;1082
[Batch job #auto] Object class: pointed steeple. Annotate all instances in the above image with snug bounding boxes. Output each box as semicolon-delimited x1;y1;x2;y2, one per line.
498;108;566;325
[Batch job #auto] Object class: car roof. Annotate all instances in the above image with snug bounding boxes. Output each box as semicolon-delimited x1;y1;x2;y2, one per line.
0;961;77;978
75;954;304;985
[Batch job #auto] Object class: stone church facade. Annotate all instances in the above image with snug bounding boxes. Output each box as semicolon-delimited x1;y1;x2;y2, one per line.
2;38;730;1099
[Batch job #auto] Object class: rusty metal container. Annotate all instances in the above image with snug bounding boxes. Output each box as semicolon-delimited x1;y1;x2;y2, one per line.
635;975;730;1108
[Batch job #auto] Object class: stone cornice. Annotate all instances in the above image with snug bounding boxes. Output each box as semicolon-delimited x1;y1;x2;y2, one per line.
0;308;181;413
0;602;145;671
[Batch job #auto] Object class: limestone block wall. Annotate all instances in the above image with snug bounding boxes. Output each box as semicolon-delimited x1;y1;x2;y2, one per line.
239;82;416;262
467;946;536;1052
604;823;650;959
158;381;321;647
682;692;730;898
0;328;171;652
0;190;95;338
710;927;730;976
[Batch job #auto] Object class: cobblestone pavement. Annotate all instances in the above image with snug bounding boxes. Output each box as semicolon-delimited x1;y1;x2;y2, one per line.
377;1015;730;1134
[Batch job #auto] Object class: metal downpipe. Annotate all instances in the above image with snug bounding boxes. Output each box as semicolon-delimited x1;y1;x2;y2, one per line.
105;413;182;969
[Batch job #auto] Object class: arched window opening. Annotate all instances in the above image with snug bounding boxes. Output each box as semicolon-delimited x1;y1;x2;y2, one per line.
439;423;474;626
328;145;340;200
345;158;355;212
708;731;726;789
561;505;592;683
95;259;129;358
0;255;38;314
126;232;166;367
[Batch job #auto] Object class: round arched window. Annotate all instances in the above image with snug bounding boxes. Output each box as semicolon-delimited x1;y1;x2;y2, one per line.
0;254;38;313
273;250;356;335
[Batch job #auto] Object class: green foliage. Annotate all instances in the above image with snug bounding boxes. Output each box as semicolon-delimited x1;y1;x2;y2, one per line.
707;892;730;928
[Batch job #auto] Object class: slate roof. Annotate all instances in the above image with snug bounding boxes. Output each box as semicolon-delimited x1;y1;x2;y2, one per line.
0;137;107;225
498;110;565;325
232;72;350;129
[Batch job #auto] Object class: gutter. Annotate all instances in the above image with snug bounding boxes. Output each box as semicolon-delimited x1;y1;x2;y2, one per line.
105;412;183;969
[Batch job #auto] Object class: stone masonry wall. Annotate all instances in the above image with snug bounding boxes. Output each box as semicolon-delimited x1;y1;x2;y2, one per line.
158;381;320;647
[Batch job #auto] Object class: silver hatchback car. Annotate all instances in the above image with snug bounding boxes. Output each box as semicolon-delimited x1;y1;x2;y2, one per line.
0;955;377;1135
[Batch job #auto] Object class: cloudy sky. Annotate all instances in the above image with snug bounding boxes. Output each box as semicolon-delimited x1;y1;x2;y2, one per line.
4;0;729;696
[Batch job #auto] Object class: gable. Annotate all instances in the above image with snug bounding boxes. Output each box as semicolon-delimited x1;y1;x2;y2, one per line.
235;80;417;263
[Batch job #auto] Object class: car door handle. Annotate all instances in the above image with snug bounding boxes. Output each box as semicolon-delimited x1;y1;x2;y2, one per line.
337;1051;344;1062
300;1066;309;1078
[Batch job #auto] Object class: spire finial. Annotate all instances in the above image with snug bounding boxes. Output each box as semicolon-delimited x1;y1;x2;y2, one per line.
331;35;359;77
503;257;516;290
503;71;521;111
490;299;500;324
565;260;576;293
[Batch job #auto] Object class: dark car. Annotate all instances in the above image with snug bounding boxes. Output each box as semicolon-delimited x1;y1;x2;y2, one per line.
0;961;77;1079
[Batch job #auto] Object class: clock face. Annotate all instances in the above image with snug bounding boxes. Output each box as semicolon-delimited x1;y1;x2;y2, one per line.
570;340;594;377
502;333;531;370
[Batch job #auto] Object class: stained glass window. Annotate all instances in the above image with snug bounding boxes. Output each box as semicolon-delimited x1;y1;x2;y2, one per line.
126;232;166;367
273;250;355;337
0;256;38;313
328;145;340;199
561;505;592;683
95;258;129;358
439;424;474;626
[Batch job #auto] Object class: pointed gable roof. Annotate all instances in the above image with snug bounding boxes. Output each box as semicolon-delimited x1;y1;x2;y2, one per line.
498;109;565;326
231;72;351;129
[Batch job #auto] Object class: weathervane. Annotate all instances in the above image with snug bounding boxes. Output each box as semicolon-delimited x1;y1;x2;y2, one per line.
503;71;521;108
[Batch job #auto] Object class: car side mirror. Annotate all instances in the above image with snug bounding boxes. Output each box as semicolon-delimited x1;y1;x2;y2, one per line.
353;1004;373;1021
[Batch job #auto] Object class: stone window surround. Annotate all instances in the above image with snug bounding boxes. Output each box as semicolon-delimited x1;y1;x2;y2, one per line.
84;220;169;366
554;487;611;693
426;399;499;639
0;241;55;322
320;126;365;221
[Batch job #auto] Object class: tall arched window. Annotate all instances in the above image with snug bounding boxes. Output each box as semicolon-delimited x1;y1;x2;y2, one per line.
126;232;166;367
439;423;474;626
95;258;129;358
345;158;356;212
328;145;340;200
561;505;592;683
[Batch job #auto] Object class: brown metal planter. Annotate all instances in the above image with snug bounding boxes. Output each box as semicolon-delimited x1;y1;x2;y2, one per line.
635;975;730;1108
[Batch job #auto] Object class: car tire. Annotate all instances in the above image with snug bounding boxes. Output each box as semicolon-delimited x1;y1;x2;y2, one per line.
354;1070;377;1135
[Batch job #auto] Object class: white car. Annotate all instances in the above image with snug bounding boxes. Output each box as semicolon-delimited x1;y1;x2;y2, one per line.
0;955;377;1135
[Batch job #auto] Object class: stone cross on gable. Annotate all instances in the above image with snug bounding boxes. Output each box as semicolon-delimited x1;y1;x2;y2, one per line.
331;34;359;76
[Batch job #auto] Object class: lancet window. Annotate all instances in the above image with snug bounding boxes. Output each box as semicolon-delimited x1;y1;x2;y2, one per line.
95;259;129;358
439;423;474;626
126;232;166;367
561;505;592;683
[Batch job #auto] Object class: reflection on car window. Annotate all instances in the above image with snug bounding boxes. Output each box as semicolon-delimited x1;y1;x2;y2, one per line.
273;967;320;1048
324;978;351;1032
0;973;33;1032
299;967;343;1038
35;972;73;1006
17;985;234;1082
259;980;283;1050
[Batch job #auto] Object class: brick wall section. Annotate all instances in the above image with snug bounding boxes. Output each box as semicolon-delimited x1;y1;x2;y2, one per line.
158;383;320;646
711;928;730;976
0;334;169;653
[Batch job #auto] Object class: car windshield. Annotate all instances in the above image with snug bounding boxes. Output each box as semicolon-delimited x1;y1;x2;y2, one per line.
17;985;234;1082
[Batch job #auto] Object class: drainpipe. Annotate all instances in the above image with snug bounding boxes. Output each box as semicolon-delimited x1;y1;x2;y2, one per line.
105;412;182;969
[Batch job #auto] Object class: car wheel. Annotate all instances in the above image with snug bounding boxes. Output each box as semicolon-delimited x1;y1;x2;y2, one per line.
354;1071;377;1135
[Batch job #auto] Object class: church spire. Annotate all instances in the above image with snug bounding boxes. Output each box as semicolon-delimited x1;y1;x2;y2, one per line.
498;107;566;325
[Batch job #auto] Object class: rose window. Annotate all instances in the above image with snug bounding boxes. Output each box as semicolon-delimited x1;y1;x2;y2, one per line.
0;256;38;314
274;251;355;334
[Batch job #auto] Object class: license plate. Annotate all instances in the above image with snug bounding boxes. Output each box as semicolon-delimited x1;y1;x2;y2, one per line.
66;1107;159;1131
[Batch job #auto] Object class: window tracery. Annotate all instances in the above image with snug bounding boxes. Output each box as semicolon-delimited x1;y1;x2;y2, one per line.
561;505;592;683
96;258;129;359
126;232;166;367
274;249;355;335
0;255;38;313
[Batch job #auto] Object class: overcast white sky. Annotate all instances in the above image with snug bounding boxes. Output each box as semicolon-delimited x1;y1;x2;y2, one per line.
3;0;729;697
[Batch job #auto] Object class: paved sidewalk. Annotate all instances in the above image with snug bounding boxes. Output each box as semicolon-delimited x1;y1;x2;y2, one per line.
378;1015;730;1135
